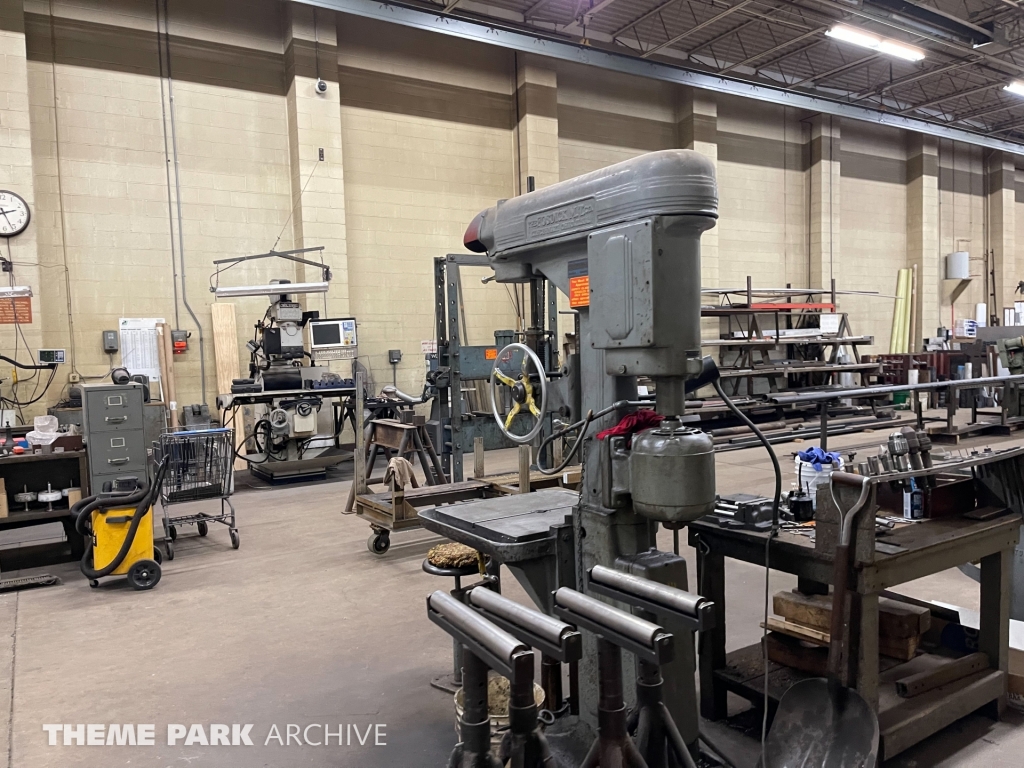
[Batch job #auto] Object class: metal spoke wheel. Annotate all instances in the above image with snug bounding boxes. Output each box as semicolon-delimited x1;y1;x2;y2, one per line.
489;342;549;445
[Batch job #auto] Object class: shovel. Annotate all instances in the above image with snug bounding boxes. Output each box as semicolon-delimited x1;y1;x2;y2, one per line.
764;472;880;768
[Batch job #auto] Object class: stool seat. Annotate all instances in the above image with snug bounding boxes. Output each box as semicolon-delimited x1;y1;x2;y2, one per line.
422;559;479;579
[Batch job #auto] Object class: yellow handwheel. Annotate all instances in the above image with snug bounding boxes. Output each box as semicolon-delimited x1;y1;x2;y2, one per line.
488;343;549;445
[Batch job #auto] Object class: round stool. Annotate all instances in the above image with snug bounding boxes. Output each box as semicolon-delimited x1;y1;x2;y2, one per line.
423;559;480;693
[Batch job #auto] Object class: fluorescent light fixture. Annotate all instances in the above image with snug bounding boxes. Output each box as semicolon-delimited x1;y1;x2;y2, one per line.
1005;81;1024;97
826;25;925;62
214;281;329;298
0;285;32;299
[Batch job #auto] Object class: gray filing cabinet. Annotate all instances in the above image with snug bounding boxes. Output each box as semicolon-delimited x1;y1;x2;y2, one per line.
82;382;149;494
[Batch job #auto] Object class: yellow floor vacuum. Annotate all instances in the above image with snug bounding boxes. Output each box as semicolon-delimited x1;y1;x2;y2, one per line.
74;457;169;590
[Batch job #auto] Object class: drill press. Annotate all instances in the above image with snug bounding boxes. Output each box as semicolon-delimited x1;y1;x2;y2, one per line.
461;149;720;734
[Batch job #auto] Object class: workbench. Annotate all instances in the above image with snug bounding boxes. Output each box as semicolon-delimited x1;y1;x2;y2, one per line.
688;508;1020;760
0;450;89;558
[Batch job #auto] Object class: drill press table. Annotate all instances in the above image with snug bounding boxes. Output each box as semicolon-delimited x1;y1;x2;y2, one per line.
418;488;578;611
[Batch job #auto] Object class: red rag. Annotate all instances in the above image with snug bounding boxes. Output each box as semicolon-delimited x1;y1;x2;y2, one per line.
595;410;664;447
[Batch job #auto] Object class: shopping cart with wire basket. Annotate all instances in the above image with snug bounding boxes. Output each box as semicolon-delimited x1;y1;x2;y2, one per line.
154;427;238;560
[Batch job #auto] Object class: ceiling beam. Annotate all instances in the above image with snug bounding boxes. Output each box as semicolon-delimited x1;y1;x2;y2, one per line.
523;0;556;19
718;26;823;74
849;59;976;102
754;36;823;71
294;0;1024;154
898;81;1007;114
793;0;1024;77
792;52;879;88
559;0;626;33
686;16;761;55
951;100;1020;123
610;0;679;37
641;0;757;58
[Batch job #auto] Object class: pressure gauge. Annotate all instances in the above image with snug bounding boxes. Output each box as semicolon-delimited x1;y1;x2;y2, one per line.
0;190;30;237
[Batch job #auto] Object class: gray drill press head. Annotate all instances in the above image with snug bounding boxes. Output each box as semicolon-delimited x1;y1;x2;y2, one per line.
466;150;720;525
465;149;718;419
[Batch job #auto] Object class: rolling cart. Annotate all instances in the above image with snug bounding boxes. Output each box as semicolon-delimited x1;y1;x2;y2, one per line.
155;427;238;560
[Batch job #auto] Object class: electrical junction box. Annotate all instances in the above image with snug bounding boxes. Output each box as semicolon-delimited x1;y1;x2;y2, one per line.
171;330;189;355
37;349;65;365
388;349;402;365
102;330;119;353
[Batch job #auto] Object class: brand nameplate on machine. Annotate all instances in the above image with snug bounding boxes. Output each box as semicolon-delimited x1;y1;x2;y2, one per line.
526;198;597;240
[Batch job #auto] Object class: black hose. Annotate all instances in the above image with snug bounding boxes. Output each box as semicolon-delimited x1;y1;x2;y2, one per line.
712;379;781;767
78;459;168;580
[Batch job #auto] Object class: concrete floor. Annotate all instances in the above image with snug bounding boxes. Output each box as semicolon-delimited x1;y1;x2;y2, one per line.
1;417;1023;767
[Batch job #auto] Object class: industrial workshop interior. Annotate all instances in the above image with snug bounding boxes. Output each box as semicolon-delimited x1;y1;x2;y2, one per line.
11;2;1024;768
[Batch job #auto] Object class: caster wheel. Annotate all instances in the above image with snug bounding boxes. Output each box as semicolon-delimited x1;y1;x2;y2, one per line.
153;548;163;564
169;526;177;541
197;521;209;537
89;580;99;589
230;529;240;550
165;542;175;561
366;532;391;555
127;559;161;590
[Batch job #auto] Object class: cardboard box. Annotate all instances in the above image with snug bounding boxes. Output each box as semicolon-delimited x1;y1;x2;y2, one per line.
0;478;7;518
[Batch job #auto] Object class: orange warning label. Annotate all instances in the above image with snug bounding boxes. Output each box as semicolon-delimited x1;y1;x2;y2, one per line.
569;275;590;308
484;348;498;360
0;297;31;324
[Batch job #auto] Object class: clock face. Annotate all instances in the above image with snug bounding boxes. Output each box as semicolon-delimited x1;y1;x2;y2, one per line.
0;191;30;237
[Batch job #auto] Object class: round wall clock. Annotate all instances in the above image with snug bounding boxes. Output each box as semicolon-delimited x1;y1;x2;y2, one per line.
0;190;30;237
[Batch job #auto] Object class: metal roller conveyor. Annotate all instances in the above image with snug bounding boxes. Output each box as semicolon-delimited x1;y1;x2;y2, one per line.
428;591;529;670
469;588;575;647
428;590;554;768
553;588;673;668
589;565;708;623
467;588;584;719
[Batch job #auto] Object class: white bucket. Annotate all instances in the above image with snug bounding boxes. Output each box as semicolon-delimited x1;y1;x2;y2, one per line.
454;678;545;752
795;455;844;511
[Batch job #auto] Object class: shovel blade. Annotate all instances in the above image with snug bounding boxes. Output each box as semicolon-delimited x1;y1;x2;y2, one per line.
765;678;879;768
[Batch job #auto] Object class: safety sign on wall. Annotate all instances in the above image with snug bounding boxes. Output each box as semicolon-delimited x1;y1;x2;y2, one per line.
0;297;31;324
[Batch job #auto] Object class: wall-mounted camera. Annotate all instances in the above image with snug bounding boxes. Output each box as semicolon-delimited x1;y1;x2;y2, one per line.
315;78;328;94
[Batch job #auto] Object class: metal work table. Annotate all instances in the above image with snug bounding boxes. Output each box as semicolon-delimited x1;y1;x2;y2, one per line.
688;507;1020;760
418;488;578;611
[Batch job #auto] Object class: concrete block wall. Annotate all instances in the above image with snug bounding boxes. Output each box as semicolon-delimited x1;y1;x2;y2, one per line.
25;0;295;413
716;95;808;291
839;121;908;350
3;0;1023;419
557;60;678;180
337;15;517;394
939;141;988;331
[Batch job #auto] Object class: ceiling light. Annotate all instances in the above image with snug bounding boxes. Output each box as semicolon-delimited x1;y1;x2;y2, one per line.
213;281;329;298
1005;81;1024;98
878;40;927;62
826;24;925;62
0;285;32;299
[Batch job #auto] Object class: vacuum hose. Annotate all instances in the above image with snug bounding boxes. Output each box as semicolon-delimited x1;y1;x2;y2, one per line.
76;458;168;580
